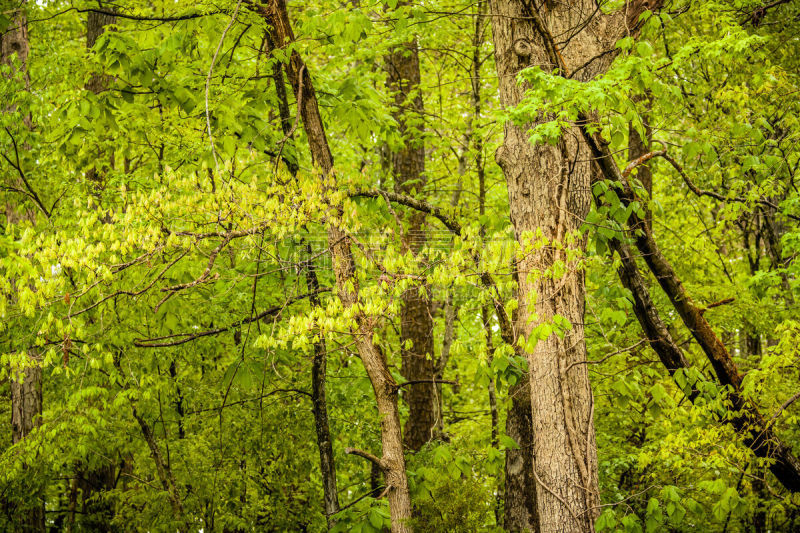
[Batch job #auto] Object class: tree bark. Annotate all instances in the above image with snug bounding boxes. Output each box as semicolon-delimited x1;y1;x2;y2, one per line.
488;2;667;528
584;130;800;491
85;8;116;190
4;5;44;531
253;1;413;530
503;381;538;531
10;353;45;533
307;244;341;527
384;8;436;452
269;27;341;524
1;2;30;88
489;2;608;530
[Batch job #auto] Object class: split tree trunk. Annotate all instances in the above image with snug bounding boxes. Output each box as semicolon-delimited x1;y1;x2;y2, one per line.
255;1;413;530
384;15;436;451
307;246;341;526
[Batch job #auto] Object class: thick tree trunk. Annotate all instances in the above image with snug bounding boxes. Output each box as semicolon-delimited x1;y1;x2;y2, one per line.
488;2;666;528
489;2;605;530
256;1;413;530
85;8;115;190
385;19;436;452
1;3;30;87
86;9;116;88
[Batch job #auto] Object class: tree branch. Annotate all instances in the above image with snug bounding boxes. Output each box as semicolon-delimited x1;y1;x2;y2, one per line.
397;379;457;389
345;447;385;471
134;289;330;347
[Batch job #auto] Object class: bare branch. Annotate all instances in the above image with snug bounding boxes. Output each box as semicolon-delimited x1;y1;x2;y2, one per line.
345;447;385;470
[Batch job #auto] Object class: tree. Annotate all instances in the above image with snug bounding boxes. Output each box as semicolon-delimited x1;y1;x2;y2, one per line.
2;1;800;532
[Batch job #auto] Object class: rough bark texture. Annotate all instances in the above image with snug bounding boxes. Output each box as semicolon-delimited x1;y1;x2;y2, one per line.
86;9;116;89
488;2;666;528
385;23;436;452
1;2;30;87
613;239;691;376
255;1;413;529
489;1;609;529
84;8;115;190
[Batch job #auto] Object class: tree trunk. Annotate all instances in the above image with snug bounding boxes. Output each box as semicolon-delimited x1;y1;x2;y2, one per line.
503;381;538;531
307;244;341;527
0;2;30;88
269;26;340;524
384;12;436;452
85;8;116;189
587;139;800;491
4;5;44;531
489;1;606;529
10;353;45;533
255;1;413;530
131;408;189;532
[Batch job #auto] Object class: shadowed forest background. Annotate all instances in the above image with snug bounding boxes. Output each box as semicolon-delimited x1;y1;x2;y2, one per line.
2;0;800;531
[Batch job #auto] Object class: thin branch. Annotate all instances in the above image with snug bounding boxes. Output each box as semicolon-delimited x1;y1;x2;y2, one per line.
134;289;330;347
79;7;215;22
205;0;244;171
767;391;800;429
742;0;793;26
3;127;50;217
345;447;385;470
564;339;647;373
653;151;800;222
352;189;462;235
397;379;457;389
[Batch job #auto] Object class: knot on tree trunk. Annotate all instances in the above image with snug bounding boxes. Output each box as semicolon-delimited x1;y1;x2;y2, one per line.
513;38;533;59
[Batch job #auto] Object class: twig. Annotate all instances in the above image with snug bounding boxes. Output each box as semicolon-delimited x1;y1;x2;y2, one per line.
3;127;50;217
397;379;457;389
766;391;800;429
564;339;647;373
205;0;243;172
